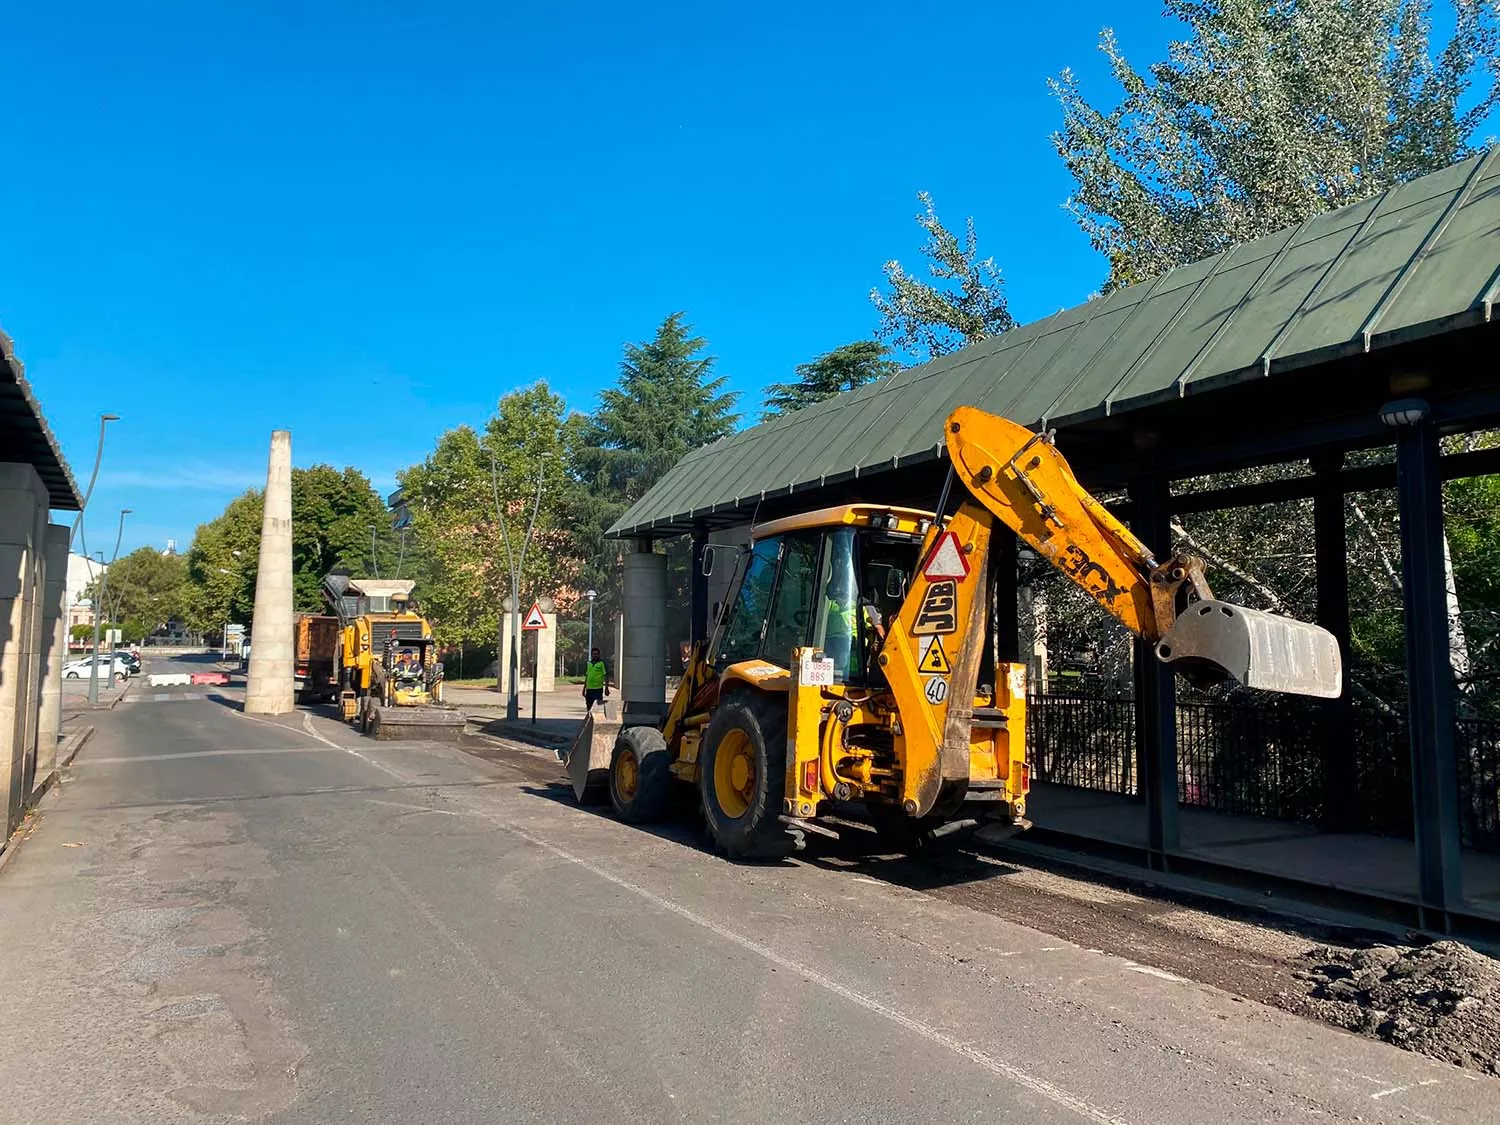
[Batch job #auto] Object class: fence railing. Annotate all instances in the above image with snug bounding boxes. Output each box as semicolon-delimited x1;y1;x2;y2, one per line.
1026;693;1500;853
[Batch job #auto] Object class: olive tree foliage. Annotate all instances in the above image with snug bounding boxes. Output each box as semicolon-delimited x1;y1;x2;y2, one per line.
1052;0;1500;289
870;193;1015;362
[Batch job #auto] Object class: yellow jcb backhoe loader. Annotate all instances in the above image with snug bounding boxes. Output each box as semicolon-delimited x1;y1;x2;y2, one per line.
569;406;1341;858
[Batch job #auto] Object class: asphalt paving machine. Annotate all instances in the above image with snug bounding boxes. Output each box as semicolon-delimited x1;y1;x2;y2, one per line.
323;572;466;742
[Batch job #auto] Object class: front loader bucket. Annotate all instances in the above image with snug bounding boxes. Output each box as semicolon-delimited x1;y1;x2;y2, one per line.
370;705;467;742
567;711;620;805
1157;600;1342;699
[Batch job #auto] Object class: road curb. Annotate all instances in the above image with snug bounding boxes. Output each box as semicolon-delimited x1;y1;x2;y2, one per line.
59;723;96;768
467;716;571;750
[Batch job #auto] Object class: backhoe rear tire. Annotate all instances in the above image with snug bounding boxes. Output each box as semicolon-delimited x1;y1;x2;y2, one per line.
610;726;673;824
698;691;791;860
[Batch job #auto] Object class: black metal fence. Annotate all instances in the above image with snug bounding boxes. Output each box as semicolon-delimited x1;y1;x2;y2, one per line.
1027;693;1500;852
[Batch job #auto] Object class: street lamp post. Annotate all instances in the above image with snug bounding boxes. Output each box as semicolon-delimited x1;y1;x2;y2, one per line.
88;508;132;704
490;452;549;722
70;413;120;553
586;589;597;655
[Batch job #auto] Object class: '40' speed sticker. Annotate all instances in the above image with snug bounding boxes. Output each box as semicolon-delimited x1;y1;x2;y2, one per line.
924;676;948;704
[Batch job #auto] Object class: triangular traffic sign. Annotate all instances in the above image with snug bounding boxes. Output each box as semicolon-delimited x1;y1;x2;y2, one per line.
923;531;970;580
522;602;547;630
918;635;951;675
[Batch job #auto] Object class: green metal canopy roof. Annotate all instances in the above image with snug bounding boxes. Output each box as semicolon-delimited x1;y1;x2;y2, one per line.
611;150;1500;539
1;327;81;511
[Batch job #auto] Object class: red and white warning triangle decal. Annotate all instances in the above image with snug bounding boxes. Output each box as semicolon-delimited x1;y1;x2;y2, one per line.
523;602;547;629
923;531;970;580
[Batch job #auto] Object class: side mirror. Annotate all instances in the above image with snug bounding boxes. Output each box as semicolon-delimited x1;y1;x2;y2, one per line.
701;545;717;577
885;569;907;600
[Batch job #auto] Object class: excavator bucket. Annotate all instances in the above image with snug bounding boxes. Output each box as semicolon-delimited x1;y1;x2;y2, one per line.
1157;600;1342;699
567;711;619;804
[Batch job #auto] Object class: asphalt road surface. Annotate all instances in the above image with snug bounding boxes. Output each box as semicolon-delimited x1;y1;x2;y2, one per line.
1;657;1494;1123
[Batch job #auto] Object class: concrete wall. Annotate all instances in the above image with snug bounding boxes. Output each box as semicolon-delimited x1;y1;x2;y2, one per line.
0;464;50;833
33;524;69;792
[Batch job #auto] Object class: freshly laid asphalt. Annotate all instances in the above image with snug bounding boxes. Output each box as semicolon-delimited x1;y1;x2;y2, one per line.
0;656;1494;1124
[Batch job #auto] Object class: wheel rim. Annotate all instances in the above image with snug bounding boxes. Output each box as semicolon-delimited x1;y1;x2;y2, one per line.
616;748;639;801
713;729;756;819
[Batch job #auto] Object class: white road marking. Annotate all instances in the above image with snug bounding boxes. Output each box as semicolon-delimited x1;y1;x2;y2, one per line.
1371;1079;1441;1100
1123;964;1189;983
301;711;343;748
326;742;1133;1125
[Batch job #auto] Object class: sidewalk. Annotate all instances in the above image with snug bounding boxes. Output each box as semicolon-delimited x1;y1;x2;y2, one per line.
61;676;130;716
1014;782;1500;935
445;685;602;749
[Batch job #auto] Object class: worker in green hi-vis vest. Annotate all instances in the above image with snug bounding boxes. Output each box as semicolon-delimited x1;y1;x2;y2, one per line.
583;647;610;717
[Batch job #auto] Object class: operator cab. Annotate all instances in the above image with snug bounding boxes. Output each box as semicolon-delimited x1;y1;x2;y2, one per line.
711;504;932;683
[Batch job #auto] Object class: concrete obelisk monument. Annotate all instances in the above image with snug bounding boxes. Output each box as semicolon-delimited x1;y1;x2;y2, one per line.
244;430;295;715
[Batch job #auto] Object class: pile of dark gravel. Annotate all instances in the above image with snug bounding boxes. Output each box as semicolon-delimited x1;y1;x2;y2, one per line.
1297;940;1500;1075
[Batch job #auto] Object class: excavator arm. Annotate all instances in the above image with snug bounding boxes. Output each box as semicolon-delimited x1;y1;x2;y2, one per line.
880;406;1341;819
943;405;1342;698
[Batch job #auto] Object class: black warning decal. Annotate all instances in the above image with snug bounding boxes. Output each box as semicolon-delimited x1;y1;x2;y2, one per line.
918;635;951;675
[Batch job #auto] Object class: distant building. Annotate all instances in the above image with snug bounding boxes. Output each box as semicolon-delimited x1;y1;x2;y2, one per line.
65;552;107;633
387;488;411;530
163;538;178;556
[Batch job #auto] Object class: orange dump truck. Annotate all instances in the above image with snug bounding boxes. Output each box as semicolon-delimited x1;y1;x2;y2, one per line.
295;613;340;703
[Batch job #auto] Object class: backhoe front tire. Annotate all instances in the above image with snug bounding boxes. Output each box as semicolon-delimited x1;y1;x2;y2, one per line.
610;726;673;824
698;692;791;860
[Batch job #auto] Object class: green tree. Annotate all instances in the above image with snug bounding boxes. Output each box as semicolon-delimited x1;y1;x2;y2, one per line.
85;547;188;636
871;193;1015;362
398;383;581;652
183;491;262;635
761;341;898;419
1052;0;1500;289
290;465;398;610
572;313;741;643
580;312;739;502
182;466;395;633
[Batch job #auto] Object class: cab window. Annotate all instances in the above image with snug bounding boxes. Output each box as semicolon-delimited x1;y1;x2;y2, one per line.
717;537;781;664
761;534;820;668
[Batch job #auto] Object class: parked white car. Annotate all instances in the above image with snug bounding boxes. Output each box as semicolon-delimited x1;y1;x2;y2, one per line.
62;655;132;682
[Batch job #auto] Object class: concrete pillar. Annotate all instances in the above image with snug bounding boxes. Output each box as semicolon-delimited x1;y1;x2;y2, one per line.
535;612;557;692
622;545;667;722
496;605;515;694
34;523;70;790
0;463;48;834
245;431;295;715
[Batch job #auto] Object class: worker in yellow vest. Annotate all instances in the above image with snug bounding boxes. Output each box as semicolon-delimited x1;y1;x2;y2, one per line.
583;647;610;717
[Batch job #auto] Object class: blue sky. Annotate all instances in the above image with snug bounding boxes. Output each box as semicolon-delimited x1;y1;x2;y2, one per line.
3;1;1178;556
